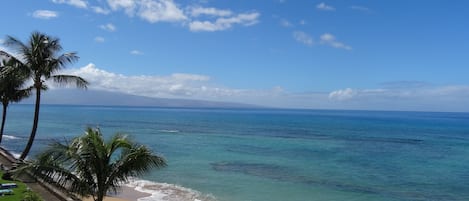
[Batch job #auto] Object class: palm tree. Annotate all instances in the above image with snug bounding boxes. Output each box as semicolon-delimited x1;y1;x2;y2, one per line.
1;32;88;160
0;59;31;144
19;127;166;201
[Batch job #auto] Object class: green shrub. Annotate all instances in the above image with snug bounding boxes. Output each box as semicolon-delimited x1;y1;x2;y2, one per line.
22;189;43;201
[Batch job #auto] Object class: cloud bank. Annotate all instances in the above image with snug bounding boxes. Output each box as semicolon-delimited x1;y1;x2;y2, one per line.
59;64;289;107
56;64;469;112
328;83;469;112
64;63;236;99
52;0;260;32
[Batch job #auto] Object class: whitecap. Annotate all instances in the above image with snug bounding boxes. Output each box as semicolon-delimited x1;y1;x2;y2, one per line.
9;151;21;159
158;130;180;133
126;178;217;201
3;135;20;140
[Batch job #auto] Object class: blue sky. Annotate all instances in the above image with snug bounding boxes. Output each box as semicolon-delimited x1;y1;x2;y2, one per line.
1;0;469;111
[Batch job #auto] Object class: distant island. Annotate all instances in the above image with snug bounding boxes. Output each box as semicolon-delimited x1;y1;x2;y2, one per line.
19;89;261;109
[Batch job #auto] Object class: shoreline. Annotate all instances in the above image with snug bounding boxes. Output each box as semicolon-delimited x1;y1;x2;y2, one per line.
123;179;215;201
0;147;148;201
1;147;211;201
82;186;151;201
116;186;152;201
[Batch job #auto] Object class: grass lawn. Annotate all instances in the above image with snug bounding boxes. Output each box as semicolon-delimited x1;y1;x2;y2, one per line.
0;170;29;200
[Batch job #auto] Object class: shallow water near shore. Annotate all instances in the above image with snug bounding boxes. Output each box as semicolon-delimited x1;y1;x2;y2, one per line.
3;104;469;201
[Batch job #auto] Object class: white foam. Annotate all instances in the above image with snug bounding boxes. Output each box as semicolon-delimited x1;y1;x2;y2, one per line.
3;135;20;140
125;178;217;201
11;152;21;159
158;130;180;133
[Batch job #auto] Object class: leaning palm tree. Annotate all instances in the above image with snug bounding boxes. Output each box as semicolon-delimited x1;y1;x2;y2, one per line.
18;127;166;201
1;32;88;159
0;59;31;144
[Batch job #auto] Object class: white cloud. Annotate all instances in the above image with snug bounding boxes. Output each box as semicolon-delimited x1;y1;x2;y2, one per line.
316;2;335;11
380;81;431;89
293;31;313;46
320;33;352;50
0;45;22;61
329;88;357;100
94;36;105;43
299;20;306;25
350;5;370;12
280;19;292;27
51;0;260;32
107;0;136;15
190;6;232;17
52;0;88;8
64;63;221;98
56;64;469;112
139;0;187;23
329;84;469;102
130;50;144;55
107;0;187;23
32;10;59;19
100;23;116;32
325;84;469;112
429;85;469;96
92;6;111;14
189;12;260;32
62;64;290;104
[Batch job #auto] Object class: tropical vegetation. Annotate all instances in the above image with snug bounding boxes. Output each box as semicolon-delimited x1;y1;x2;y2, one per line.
0;170;42;201
0;32;88;159
18;127;166;201
0;58;31;144
1;31;167;201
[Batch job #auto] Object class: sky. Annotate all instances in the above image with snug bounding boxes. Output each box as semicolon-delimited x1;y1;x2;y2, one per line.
1;0;469;112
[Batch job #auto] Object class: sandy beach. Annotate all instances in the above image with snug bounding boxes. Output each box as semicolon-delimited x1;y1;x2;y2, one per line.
82;186;152;201
82;197;129;201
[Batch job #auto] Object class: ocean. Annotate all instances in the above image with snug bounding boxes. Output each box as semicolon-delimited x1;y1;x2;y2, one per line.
2;104;469;201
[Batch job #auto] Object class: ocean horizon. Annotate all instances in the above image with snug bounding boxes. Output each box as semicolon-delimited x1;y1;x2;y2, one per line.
2;104;469;201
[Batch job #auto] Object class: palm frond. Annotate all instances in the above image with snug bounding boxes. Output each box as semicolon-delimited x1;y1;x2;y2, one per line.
0;50;13;59
51;74;89;89
4;35;29;55
107;134;132;158
17;127;166;201
56;52;79;68
107;145;166;187
0;58;32;103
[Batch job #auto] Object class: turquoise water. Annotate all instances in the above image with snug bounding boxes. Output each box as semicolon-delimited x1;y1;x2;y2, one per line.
2;105;469;201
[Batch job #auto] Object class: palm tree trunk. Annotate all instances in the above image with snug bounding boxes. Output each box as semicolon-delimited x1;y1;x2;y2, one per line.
20;87;41;160
0;103;8;144
97;191;104;201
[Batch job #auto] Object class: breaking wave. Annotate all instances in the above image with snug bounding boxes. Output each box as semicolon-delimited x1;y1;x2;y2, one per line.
126;178;217;201
158;130;180;133
3;135;20;140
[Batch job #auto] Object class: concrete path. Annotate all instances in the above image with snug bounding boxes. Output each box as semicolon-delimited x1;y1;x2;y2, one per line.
0;147;70;201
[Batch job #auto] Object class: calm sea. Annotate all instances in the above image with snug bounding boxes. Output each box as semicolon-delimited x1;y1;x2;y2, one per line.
2;104;469;201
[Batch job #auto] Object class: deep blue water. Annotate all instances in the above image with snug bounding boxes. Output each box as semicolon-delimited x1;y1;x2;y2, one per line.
2;105;469;201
